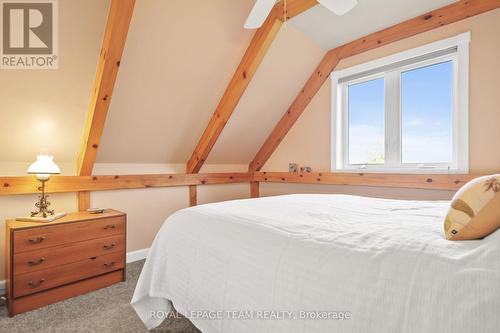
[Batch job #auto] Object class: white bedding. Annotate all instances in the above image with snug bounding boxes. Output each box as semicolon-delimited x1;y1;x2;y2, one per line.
131;194;500;332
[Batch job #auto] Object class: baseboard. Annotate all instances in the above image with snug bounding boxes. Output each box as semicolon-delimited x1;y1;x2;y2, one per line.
0;247;150;296
126;247;150;263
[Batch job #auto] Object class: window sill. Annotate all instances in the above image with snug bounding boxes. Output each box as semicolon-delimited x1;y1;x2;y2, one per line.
332;168;468;175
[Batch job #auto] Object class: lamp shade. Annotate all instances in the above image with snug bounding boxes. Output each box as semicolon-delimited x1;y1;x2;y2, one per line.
27;155;61;175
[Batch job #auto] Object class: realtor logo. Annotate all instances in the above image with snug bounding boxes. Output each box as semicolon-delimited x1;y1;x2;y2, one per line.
1;0;58;69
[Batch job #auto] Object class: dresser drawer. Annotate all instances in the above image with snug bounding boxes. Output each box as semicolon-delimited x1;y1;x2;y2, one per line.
13;234;125;275
13;216;125;253
14;251;125;298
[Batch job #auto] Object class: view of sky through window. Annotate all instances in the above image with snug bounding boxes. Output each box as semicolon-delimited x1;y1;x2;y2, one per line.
347;61;453;167
348;78;385;165
401;61;453;164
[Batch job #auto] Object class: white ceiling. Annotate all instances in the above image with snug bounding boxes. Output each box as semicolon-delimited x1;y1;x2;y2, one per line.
289;0;458;50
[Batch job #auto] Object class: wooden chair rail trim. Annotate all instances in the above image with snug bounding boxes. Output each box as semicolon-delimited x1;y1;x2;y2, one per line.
249;0;500;171
254;172;478;191
0;171;482;195
0;173;253;196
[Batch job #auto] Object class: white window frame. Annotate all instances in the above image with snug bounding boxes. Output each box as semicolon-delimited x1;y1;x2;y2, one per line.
331;32;470;174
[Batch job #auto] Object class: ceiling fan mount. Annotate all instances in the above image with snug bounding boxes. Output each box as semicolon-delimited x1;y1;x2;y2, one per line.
244;0;358;29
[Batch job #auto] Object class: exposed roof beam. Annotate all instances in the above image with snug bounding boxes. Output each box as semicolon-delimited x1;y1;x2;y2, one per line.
283;0;318;19
250;0;500;171
186;0;318;174
77;0;136;176
76;0;135;211
336;0;500;60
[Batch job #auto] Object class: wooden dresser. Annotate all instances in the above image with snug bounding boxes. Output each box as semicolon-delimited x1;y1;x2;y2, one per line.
5;210;126;316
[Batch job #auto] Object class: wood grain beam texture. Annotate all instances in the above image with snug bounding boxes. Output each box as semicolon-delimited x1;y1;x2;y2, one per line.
189;185;197;207
76;0;136;210
0;173;253;196
254;172;477;191
0;172;476;195
250;181;260;198
186;0;318;174
250;0;500;171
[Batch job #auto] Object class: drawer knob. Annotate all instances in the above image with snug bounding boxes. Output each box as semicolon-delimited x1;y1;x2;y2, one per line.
28;257;46;266
104;261;115;268
104;224;116;230
28;278;45;288
103;243;116;250
28;237;45;244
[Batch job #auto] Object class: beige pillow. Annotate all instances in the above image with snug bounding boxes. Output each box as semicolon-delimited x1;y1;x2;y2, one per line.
444;175;500;240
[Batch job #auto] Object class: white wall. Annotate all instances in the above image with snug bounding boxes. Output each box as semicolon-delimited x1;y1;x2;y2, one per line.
262;9;500;199
0;163;250;280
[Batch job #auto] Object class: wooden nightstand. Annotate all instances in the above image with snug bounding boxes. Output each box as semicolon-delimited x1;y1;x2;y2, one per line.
5;209;126;316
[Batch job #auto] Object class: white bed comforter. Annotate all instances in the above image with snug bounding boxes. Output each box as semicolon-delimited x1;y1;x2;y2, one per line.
131;194;500;333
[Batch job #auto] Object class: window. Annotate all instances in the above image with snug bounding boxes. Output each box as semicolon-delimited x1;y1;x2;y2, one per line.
401;61;453;164
348;77;385;165
332;33;469;173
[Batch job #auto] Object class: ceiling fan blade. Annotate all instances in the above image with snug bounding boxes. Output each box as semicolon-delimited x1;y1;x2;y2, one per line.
318;0;358;16
244;0;276;29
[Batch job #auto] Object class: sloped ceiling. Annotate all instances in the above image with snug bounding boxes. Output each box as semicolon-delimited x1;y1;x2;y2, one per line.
0;0;466;166
206;25;325;164
99;0;461;165
0;0;108;163
290;0;458;49
96;0;256;163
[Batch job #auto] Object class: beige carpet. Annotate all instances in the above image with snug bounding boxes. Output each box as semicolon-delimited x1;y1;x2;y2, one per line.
0;260;201;333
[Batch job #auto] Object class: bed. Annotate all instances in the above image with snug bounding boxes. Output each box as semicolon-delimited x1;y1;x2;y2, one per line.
131;194;500;332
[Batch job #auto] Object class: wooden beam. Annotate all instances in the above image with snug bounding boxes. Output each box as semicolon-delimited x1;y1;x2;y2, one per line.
0;173;253;196
336;0;500;60
254;172;478;191
77;0;135;176
0;171;482;196
186;6;282;173
186;0;317;174
189;185;197;206
250;0;500;171
77;192;91;211
282;0;318;20
76;0;135;211
250;181;260;198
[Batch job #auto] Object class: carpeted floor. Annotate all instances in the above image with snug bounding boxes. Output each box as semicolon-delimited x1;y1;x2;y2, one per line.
0;260;201;333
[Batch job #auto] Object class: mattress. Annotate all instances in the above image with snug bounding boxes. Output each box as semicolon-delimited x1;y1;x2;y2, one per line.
131;194;500;332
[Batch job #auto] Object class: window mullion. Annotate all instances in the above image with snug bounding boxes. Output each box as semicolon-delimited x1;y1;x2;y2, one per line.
384;71;401;168
341;84;349;169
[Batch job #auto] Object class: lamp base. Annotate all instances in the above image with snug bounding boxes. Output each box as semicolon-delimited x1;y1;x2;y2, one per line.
16;212;67;223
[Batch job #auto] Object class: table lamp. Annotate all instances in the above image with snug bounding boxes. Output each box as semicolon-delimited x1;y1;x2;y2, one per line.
26;149;62;219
